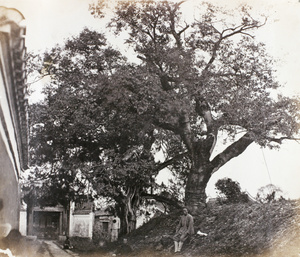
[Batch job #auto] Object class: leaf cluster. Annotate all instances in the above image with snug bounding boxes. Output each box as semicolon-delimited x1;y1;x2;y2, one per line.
29;28;159;205
215;178;249;204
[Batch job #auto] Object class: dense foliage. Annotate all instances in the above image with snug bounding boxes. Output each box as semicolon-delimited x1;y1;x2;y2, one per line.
28;29;166;233
29;0;300;223
215;178;249;203
89;0;299;212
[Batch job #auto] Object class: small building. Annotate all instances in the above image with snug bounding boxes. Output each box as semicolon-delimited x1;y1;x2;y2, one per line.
69;201;94;239
93;209;113;242
27;205;68;240
69;200;115;242
21;200;116;242
25;198;166;241
0;6;28;238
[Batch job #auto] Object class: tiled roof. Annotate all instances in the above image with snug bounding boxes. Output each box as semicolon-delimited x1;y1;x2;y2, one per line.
0;6;28;171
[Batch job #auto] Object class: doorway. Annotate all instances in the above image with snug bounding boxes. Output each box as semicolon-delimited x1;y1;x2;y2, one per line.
32;211;60;239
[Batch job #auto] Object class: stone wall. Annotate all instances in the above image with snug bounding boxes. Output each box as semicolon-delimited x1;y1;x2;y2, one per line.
93;214;111;242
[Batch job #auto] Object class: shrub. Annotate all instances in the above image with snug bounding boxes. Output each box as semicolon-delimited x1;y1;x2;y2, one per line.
215;178;249;204
256;184;286;203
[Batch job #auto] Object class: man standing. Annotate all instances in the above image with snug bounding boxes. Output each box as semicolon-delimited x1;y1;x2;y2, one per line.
173;207;194;253
111;213;120;242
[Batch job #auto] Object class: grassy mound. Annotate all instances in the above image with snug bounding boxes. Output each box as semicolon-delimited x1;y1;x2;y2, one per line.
74;200;300;257
125;200;299;256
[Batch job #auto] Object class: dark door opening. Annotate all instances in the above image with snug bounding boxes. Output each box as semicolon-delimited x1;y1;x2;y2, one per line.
33;211;60;239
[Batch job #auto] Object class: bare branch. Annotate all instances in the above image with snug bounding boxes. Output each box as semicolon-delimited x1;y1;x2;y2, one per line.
178;24;190;35
166;2;190;48
201;18;267;75
27;76;49;86
175;1;186;7
222;24;244;34
266;136;300;144
240;32;255;38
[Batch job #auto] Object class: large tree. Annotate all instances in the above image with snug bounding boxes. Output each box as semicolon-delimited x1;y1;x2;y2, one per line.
30;1;300;219
29;29;166;233
88;0;300;213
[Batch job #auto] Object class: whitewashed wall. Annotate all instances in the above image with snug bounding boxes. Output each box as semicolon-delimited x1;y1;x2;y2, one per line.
19;210;27;236
69;212;94;238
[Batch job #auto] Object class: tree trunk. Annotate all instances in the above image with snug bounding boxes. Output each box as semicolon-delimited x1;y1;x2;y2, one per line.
121;200;136;234
184;163;212;214
118;186;140;234
184;133;254;213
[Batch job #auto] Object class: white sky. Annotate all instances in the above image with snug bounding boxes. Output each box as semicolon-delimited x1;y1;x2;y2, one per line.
1;0;299;199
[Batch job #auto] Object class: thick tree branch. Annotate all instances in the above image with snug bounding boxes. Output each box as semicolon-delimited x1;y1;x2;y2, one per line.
201;40;220;75
141;192;183;209
166;1;189;48
195;97;214;133
160;74;173;91
195;97;218;154
210;132;253;174
154;151;188;173
178;113;194;153
152;117;180;134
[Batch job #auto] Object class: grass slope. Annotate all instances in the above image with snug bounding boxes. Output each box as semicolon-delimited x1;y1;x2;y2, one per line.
74;200;300;257
124;200;300;256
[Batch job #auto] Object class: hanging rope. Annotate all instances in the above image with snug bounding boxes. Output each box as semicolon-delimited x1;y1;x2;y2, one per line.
261;148;272;184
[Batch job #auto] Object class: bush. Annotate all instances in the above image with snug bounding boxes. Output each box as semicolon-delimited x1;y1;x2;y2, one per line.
256;184;286;203
215;178;249;204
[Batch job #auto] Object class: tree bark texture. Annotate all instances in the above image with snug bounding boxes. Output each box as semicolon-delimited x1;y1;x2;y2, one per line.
118;186;140;234
184;133;254;214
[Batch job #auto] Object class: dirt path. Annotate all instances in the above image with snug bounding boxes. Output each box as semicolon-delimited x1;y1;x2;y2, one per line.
41;240;79;257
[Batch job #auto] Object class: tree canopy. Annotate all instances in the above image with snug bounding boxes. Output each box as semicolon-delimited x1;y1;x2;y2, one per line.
28;29;165;233
90;0;299;212
29;0;300;219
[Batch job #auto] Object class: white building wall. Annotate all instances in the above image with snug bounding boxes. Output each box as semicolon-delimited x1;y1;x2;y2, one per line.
70;214;94;238
19;210;27;236
0;7;27;238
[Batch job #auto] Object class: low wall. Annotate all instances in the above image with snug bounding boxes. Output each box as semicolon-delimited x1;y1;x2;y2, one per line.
19;210;27;236
69;212;94;238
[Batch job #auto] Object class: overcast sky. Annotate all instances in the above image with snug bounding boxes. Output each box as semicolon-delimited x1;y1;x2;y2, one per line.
2;0;299;199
